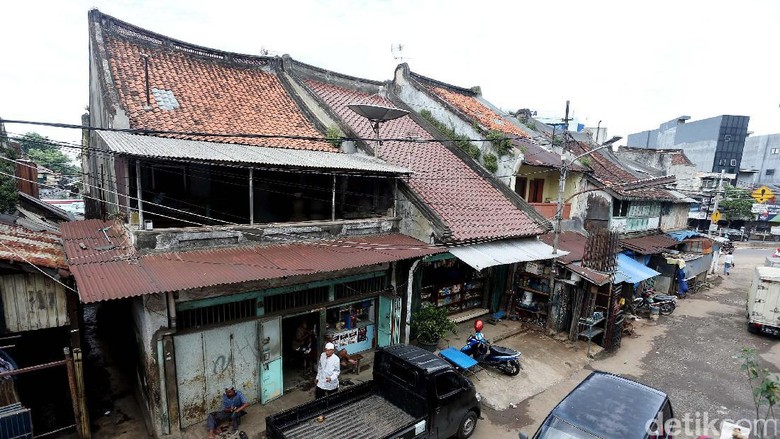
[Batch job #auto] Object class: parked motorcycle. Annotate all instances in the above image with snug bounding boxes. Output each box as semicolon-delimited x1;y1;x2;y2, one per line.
632;289;676;316
461;320;522;376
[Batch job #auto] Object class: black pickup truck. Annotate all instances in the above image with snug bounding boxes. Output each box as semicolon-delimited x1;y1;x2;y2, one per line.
266;344;482;439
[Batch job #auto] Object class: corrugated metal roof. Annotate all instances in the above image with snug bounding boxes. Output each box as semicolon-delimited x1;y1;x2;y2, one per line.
0;223;67;270
447;239;566;271
615;253;660;284
61;221;442;303
98;131;411;174
620;234;679;254
566;262;611;286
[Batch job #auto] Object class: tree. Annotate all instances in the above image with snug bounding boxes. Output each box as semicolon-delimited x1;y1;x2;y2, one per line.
739;347;780;438
0;126;18;213
718;185;753;225
19;132;79;175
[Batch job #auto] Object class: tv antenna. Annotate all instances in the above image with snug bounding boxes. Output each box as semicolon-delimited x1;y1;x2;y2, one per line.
391;43;405;61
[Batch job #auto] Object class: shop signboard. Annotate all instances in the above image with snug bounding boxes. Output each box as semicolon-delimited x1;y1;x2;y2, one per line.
752;203;780;214
771;226;780;236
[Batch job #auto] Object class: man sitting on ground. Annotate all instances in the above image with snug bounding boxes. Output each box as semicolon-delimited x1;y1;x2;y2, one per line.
207;387;249;438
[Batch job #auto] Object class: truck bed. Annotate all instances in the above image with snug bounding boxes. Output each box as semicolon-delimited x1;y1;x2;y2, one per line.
280;394;418;439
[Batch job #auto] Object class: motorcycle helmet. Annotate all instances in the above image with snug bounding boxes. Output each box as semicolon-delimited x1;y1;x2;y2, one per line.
474;320;484;332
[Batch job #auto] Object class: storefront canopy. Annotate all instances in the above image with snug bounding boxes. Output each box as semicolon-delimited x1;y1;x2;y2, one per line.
448;239;567;271
615;253;661;284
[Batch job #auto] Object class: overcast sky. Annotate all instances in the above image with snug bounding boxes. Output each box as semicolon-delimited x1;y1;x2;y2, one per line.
1;0;778;149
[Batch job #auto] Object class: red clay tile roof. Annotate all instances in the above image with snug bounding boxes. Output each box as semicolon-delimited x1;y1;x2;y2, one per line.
669;151;694;166
0;223;67;270
62;220;442;303
94;12;332;152
409;73;528;139
569;141;675;200
302;80;545;242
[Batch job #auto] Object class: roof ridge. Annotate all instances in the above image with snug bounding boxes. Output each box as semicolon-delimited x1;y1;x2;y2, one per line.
407;68;478;96
284;56;386;87
89;9;279;69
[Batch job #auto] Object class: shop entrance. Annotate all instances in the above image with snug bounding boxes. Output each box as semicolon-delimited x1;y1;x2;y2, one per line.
281;312;319;393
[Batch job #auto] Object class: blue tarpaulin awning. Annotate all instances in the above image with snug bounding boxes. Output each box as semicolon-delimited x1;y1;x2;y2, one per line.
615;253;661;284
666;230;705;241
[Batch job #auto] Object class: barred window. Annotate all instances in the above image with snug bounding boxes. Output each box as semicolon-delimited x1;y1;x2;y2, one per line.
178;298;256;330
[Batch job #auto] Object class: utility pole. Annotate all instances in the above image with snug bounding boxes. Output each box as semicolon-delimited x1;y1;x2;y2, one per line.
709;170;725;235
549;101;571;331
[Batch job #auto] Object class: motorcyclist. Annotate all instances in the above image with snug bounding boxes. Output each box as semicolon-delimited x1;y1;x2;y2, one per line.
473;320;488;357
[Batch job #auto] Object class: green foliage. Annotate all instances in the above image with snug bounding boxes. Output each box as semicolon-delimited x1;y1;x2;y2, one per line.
19;132;57;153
483;153;498;173
486;130;513;156
551;135;563;147
739;347;780;437
325;125;342;149
719;186;754;221
579;157;591;168
420;109;480;160
411;303;457;344
0;135;18;213
20;132;79;175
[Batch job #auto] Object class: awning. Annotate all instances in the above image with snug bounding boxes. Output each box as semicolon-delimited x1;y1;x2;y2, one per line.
615;253;661;284
448;239;567;271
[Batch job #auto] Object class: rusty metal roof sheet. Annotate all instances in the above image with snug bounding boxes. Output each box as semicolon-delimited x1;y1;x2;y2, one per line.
539;231;587;264
565;262;612;286
0;223;67;270
620;234;679;255
61;221;442;303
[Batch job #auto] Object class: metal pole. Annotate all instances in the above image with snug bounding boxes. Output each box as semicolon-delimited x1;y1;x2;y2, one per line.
249;168;254;225
595;120;602;144
331;174;336;221
135;160;144;225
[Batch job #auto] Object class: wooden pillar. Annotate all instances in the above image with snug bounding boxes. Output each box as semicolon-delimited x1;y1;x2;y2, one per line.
249;168;254;225
135;160;144;225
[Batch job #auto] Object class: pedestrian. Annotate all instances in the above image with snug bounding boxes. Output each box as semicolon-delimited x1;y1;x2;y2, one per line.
315;342;340;399
206;387;249;439
723;252;735;276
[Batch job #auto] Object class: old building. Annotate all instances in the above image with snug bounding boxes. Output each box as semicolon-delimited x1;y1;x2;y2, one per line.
79;10;554;436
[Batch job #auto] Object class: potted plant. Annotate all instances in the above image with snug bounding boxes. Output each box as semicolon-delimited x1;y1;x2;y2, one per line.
411;303;457;351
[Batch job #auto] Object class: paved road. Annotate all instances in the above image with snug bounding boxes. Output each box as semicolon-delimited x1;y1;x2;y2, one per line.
474;247;780;439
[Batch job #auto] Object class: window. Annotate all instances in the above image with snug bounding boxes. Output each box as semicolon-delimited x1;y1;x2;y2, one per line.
515;177;527;200
178;298;257;330
730;159;737;166
529;179;545;203
435;371;462;397
612;200;629;217
767;169;775;176
771;148;779;154
724;134;732;142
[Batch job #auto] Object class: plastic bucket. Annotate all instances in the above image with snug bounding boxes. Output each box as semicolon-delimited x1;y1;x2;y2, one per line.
649;305;660;320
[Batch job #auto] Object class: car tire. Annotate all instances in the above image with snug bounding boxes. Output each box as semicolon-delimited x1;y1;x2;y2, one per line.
659;303;675;316
457;410;478;439
747;322;760;334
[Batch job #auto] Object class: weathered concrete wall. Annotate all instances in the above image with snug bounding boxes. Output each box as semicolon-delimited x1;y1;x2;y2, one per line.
661;203;690;231
396;190;436;244
393;66;520;185
133;217;400;252
742;133;780;185
131;294;169;437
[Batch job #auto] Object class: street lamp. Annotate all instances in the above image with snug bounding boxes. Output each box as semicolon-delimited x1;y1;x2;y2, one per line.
347;103;409;157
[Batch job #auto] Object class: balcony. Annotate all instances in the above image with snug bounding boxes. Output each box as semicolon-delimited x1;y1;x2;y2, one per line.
529;203;571;220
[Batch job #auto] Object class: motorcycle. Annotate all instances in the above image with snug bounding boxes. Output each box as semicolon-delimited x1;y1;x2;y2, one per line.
461;333;522;376
632;289;676;316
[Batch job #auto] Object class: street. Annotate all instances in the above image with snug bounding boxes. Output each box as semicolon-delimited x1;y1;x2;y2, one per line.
473;246;780;439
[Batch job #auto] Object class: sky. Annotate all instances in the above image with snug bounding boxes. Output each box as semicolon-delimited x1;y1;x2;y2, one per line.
1;0;779;151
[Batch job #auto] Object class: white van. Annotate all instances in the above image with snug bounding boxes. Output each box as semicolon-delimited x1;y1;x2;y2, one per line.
747;267;780;336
